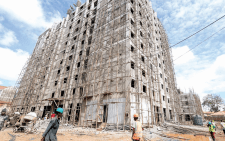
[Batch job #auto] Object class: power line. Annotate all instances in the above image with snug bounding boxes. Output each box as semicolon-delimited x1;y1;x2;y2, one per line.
174;26;225;61
170;14;225;48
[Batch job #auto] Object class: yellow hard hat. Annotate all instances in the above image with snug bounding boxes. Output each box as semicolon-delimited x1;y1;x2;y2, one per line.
134;113;139;118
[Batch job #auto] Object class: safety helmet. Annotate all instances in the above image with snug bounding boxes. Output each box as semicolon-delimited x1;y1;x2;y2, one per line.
208;122;211;125
134;113;139;118
56;108;63;114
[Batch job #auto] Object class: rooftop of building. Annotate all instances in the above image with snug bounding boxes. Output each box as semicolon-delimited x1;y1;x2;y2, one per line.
0;86;7;90
203;111;214;114
211;111;225;116
0;100;11;106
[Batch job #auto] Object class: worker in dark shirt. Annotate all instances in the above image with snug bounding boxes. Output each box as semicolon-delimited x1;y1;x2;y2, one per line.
41;108;63;141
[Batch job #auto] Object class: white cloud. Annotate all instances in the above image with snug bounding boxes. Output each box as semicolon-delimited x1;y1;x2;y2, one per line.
0;0;62;28
172;46;195;65
173;46;225;99
0;47;29;81
0;80;2;85
0;23;18;46
0;29;18;46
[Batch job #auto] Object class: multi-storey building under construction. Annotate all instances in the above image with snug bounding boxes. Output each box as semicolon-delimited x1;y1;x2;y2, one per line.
12;0;181;129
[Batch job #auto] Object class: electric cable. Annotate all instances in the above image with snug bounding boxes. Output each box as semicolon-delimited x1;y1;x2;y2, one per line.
174;26;225;61
170;14;225;48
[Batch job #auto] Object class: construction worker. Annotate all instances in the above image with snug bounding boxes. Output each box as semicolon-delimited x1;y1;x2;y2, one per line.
132;114;143;141
0;108;8;131
212;120;216;131
51;112;56;119
221;120;225;135
41;108;63;141
208;122;215;141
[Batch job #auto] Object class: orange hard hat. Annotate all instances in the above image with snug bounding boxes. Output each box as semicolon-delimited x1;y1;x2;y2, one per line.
134;113;139;118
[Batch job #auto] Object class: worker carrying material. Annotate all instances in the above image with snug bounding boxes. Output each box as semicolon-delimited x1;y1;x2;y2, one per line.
41;108;63;141
132;113;143;141
208;122;215;141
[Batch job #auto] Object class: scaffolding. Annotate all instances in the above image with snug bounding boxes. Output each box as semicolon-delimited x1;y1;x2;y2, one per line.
11;0;180;129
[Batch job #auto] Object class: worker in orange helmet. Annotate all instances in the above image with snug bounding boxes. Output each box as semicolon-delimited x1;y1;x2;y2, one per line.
132;113;143;141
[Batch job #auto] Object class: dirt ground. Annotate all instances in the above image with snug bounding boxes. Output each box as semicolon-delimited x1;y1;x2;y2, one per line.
0;130;132;141
167;133;209;141
167;133;225;141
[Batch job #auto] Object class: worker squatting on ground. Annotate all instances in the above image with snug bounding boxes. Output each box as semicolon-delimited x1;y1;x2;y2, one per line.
208;121;216;141
41;108;63;141
0;108;8;131
132;114;143;141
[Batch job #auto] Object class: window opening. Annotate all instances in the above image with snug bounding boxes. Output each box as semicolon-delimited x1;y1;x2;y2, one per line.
75;75;78;80
142;70;145;77
131;8;134;14
55;81;58;86
141;56;144;62
71;45;75;50
69;55;73;60
86;47;90;56
131;45;134;52
131;61;134;69
131;32;135;38
64;78;67;83
80;87;83;96
88;36;92;44
77;62;80;67
143;85;146;93
52;92;55;98
73;88;76;95
66;66;70;71
61;90;65;97
84;59;88;69
141;43;143;49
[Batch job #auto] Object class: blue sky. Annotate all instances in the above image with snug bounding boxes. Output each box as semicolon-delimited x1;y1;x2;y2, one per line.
0;0;225;101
